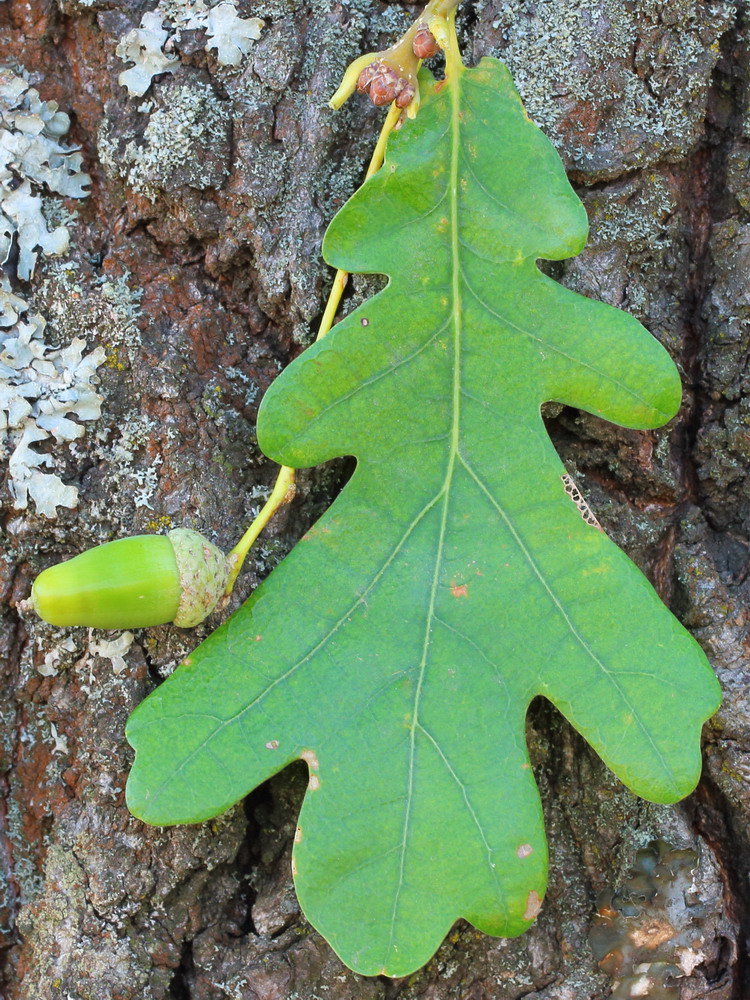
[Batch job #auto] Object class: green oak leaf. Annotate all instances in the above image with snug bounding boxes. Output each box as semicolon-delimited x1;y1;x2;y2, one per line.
126;58;721;977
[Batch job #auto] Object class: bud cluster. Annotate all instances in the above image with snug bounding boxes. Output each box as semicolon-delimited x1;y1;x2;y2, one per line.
328;12;450;114
355;25;441;111
357;61;416;109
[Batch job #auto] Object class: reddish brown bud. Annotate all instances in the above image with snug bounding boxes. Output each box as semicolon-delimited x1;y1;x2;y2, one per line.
395;82;416;108
413;27;440;59
369;77;396;105
357;61;380;93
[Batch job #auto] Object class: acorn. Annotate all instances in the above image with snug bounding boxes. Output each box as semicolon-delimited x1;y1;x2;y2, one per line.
28;529;229;629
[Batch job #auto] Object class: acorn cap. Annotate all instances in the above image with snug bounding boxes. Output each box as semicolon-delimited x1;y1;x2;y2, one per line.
30;534;182;629
168;528;229;628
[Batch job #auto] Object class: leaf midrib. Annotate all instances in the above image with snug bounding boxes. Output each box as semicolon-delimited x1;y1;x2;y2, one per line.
383;68;679;960
385;64;470;965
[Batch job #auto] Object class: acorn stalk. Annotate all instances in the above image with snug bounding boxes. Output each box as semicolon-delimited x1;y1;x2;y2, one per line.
29;529;229;630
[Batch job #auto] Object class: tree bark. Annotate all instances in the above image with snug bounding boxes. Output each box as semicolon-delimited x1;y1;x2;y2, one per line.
1;1;748;997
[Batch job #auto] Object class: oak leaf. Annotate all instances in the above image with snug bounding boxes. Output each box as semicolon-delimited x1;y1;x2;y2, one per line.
126;59;720;977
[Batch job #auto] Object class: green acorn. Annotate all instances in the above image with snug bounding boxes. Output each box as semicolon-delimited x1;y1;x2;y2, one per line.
29;528;229;629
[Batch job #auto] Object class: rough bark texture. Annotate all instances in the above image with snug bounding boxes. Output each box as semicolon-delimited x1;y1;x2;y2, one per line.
1;1;749;998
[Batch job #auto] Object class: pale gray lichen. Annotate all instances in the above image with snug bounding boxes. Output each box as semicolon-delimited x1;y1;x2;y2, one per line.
1;284;106;517
37;634;77;677
1;67;90;280
585;173;678;253
0;68;104;518
116;1;264;97
93;409;169;516
205;2;264;66
116;11;179;99
37;262;144;364
89;631;134;674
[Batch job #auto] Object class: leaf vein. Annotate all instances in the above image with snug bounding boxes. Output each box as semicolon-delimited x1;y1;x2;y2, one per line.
385;58;470;967
292;314;452;439
417;721;508;915
460;267;663;413
457;453;677;788
432;613;509;695
146;492;445;806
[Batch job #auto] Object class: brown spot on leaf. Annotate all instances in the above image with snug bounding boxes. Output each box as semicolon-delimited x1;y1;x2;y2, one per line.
451;581;468;598
265;740;279;750
524;890;542;921
517;843;533;859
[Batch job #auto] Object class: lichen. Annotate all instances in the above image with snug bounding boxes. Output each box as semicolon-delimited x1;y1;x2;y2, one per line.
1;67;90;279
116;1;265;98
0;68;105;518
205;2;264;67
89;630;134;674
0;295;106;517
115;11;179;99
91;409;168;517
37;262;145;364
478;0;734;178
98;80;231;202
37;634;77;676
0;283;105;520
